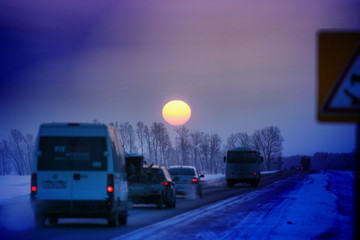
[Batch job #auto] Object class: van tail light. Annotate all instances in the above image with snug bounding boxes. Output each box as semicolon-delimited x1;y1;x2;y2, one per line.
192;178;198;183
31;173;37;193
107;174;114;194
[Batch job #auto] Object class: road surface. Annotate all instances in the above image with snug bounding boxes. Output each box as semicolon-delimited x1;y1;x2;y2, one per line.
1;170;299;240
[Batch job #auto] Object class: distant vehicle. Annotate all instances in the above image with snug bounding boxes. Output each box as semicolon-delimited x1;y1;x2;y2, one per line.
168;165;204;198
224;147;263;187
128;164;176;209
31;123;128;227
125;153;144;177
296;166;304;170
301;156;311;170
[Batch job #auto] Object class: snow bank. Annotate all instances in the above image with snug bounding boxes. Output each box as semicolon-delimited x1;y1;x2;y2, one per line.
0;175;35;231
0;175;31;202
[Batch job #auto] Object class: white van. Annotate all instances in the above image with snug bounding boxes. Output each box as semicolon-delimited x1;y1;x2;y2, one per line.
31;123;128;227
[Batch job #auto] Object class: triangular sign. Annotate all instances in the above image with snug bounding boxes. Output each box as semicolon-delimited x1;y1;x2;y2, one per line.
322;44;360;114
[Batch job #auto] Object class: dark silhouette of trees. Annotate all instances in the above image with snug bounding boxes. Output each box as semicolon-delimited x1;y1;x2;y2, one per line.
136;121;147;156
118;121;137;153
175;126;191;166
253;126;284;171
225;126;284;171
209;133;222;174
0;123;286;175
0;129;34;175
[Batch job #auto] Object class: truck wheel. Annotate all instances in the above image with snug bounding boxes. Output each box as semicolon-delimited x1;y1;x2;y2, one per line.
157;195;163;209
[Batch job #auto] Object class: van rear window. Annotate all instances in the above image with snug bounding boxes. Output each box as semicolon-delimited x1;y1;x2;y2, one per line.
38;137;107;171
228;151;257;163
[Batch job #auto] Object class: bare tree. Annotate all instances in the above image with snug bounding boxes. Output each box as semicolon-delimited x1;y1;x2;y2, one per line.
0;129;34;175
23;134;34;173
190;130;203;171
156;123;172;166
150;122;161;164
199;133;210;173
175;126;191;166
225;133;238;150
236;132;252;147
136;121;147;156
144;124;153;163
252;126;284;171
119;122;137;153
226;132;252;150
0;140;10;175
209;133;222;174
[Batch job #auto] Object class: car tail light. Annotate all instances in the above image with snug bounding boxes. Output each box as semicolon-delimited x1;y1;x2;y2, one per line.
192;178;198;183
31;173;37;193
161;182;169;186
107;174;114;194
253;172;257;175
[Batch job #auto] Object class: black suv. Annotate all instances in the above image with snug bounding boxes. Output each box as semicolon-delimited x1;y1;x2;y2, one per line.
128;164;176;209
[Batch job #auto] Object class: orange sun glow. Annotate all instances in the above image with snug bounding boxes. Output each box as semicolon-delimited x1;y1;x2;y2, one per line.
162;100;191;126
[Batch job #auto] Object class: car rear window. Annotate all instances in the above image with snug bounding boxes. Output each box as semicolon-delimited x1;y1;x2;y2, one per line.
169;168;195;176
38;137;107;171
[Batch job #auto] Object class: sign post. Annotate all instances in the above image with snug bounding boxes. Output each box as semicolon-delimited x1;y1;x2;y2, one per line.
318;31;360;240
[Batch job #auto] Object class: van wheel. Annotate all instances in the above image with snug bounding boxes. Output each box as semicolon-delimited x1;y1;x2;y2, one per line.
108;210;119;227
35;214;46;228
250;180;259;187
157;195;163;209
49;217;58;225
227;180;234;187
118;213;127;225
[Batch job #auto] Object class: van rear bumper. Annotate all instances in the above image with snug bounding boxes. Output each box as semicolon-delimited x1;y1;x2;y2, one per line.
33;199;122;218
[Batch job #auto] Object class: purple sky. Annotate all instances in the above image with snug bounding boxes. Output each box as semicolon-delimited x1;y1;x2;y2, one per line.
1;0;359;156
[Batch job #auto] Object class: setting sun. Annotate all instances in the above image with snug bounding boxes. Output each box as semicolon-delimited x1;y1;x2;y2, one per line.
162;100;191;126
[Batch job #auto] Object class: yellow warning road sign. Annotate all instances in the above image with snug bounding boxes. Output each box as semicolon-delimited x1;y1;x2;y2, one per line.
318;31;360;123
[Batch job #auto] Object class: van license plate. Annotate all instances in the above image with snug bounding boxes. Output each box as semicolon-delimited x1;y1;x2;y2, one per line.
43;181;66;189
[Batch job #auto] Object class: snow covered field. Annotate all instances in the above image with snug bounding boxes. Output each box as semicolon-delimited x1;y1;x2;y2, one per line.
0;171;354;239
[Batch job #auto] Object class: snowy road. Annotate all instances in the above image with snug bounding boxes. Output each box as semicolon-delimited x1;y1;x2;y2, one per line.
116;171;353;240
0;170;354;240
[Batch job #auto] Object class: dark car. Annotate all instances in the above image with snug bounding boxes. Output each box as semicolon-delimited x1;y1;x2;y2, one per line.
168;165;204;198
128;164;176;209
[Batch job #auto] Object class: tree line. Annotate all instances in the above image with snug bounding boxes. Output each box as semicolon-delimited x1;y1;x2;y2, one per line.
0;122;284;175
0;129;34;175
